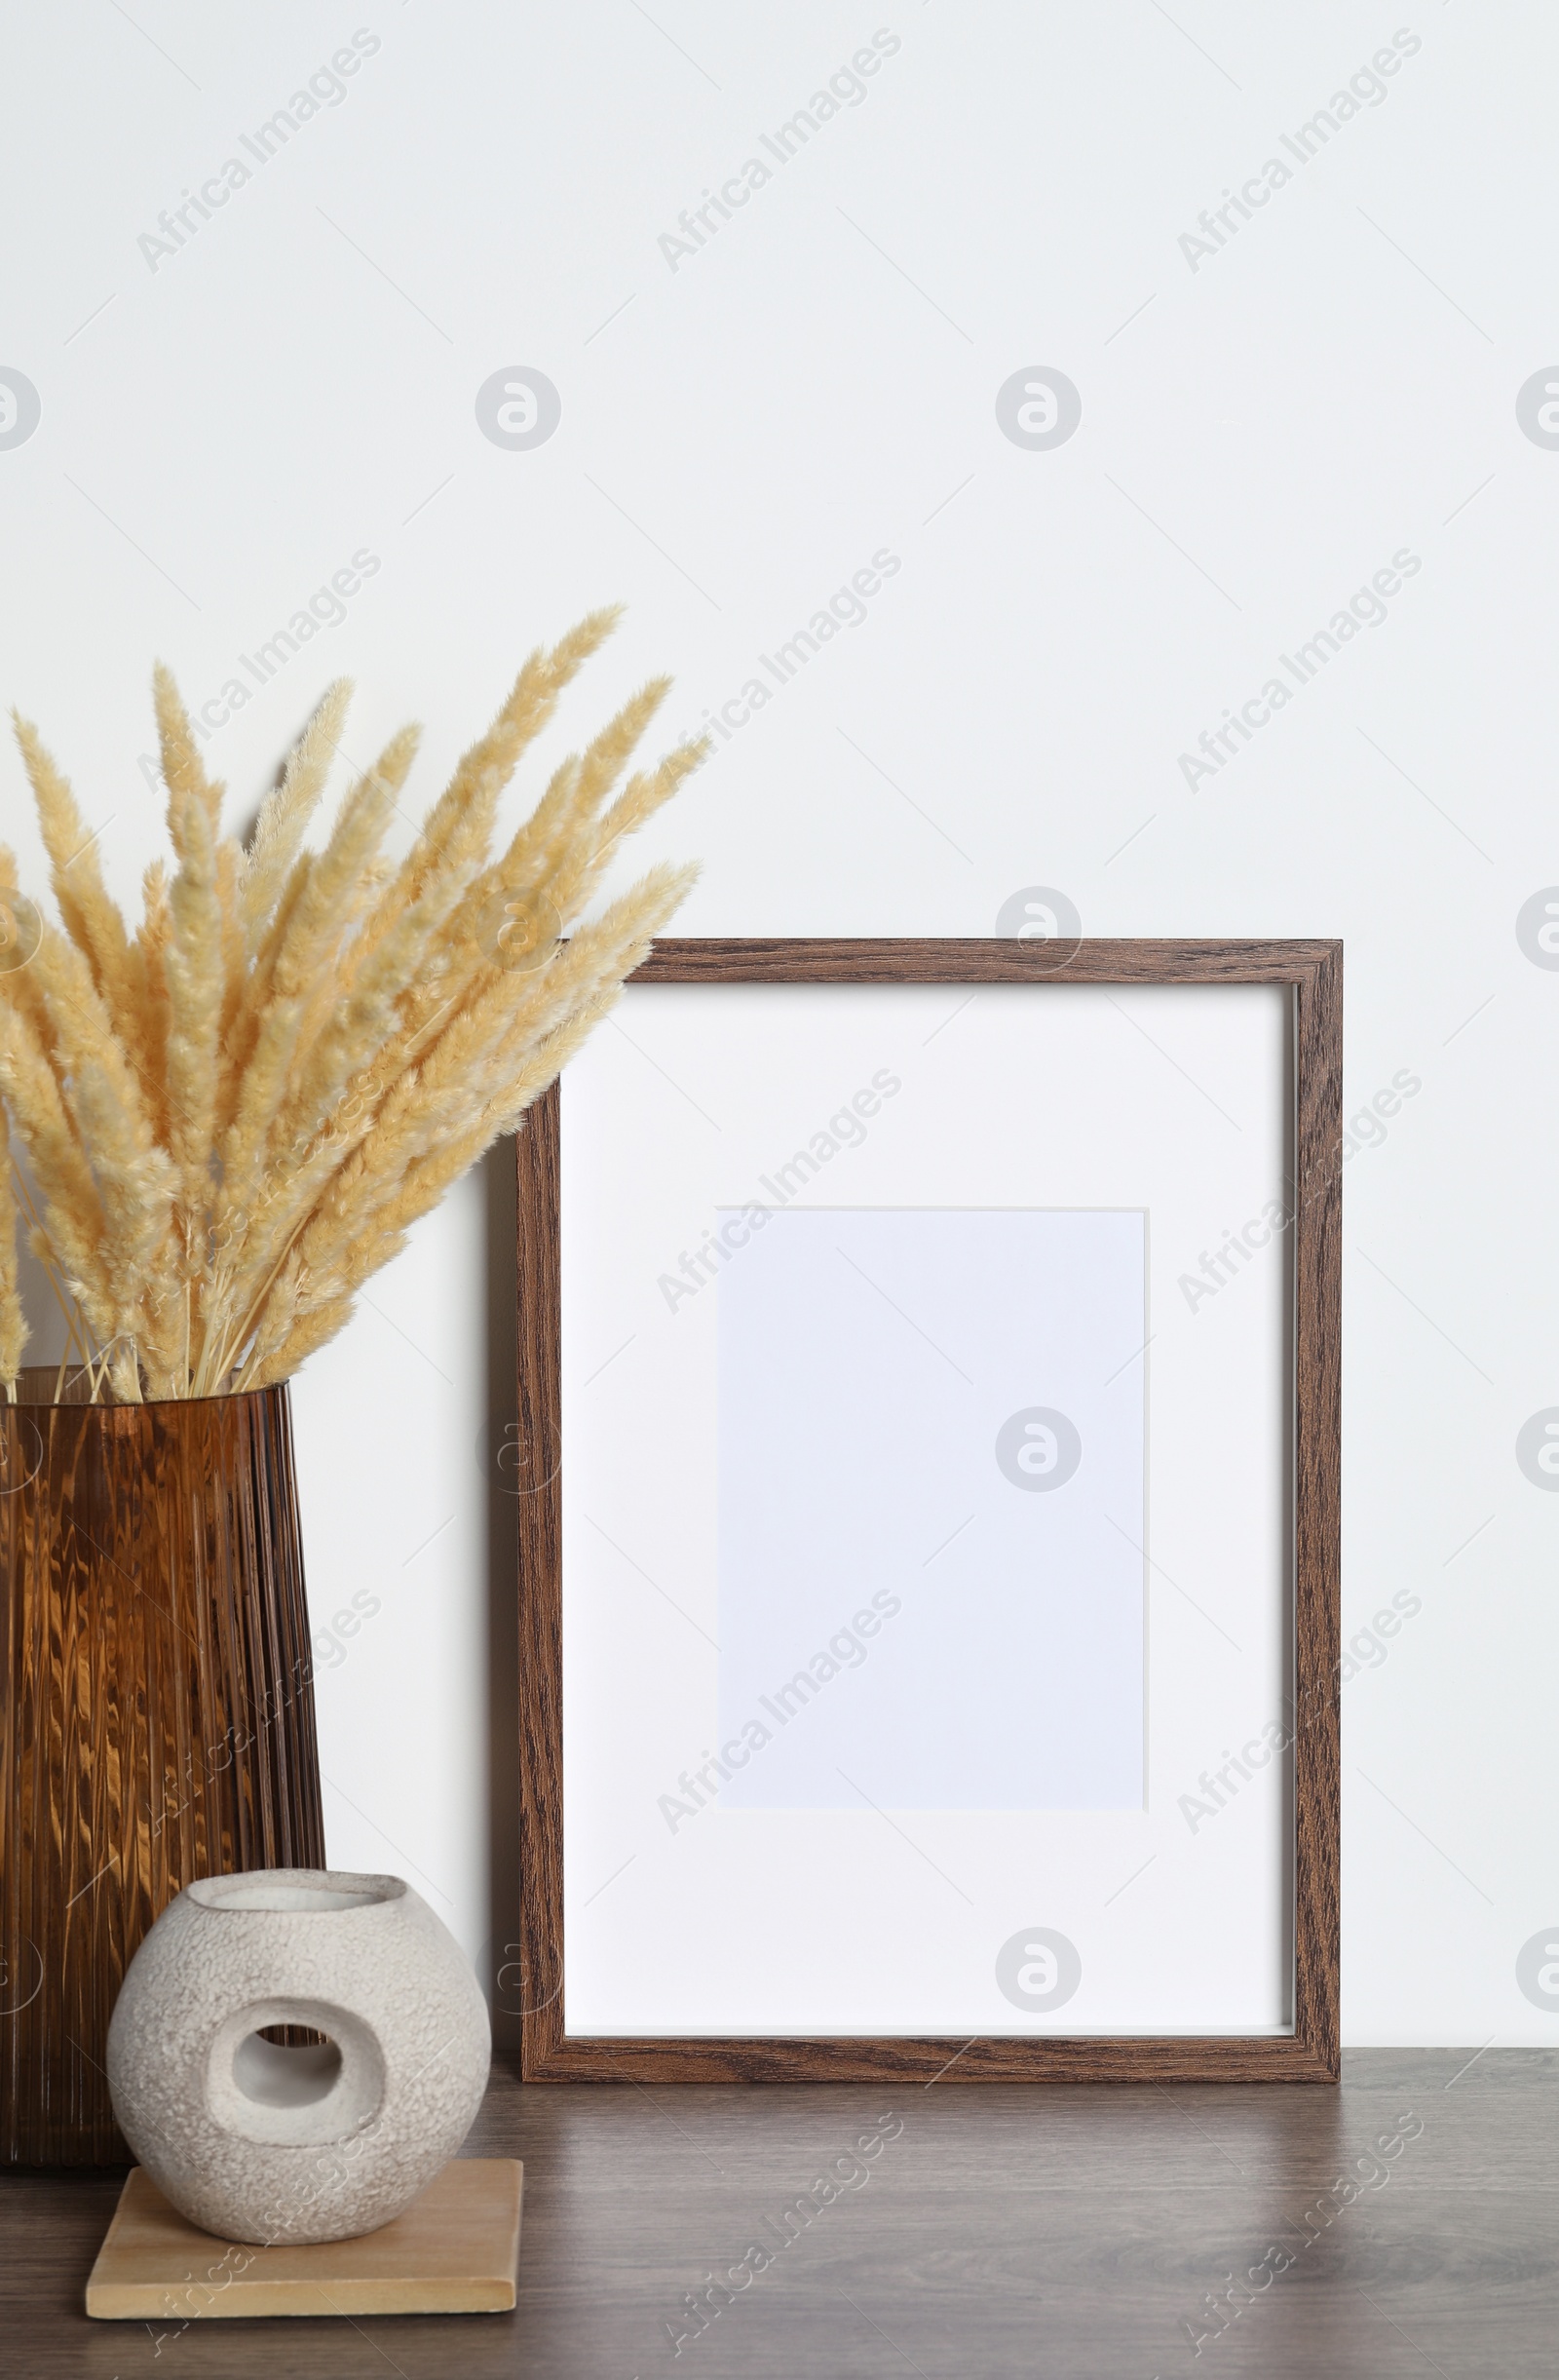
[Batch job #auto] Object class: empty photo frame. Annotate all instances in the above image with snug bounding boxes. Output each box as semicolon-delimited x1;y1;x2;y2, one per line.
515;940;1342;2081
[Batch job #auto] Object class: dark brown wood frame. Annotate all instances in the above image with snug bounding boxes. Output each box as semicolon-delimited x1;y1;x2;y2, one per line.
516;940;1342;2082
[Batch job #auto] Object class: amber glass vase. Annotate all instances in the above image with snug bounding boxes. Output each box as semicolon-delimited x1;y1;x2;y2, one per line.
0;1371;324;2165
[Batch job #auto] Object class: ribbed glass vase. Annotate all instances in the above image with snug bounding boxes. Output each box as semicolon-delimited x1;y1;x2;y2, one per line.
0;1371;324;2166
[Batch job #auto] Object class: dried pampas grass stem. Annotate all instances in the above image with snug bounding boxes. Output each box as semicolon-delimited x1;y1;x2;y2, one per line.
0;611;704;1400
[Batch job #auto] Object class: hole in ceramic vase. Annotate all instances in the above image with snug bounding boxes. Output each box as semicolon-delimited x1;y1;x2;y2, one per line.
232;2029;344;2109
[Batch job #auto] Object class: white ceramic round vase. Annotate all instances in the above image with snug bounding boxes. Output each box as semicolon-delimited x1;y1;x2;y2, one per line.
106;1867;489;2244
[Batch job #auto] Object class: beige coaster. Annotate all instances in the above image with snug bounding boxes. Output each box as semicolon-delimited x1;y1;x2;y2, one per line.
86;2159;522;2320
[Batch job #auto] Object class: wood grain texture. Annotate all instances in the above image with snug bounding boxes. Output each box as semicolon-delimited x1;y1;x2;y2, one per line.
517;940;1343;2083
1292;942;1344;2080
634;937;1343;983
514;1087;565;2050
3;2054;1552;2376
85;2161;522;2319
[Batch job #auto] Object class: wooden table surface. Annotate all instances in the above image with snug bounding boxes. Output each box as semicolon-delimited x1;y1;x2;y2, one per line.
3;2049;1554;2376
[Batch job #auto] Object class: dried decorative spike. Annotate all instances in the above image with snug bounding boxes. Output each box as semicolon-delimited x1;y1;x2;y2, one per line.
0;616;704;1398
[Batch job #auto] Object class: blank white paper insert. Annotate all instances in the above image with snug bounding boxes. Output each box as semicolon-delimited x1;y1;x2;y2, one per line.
715;1208;1146;1811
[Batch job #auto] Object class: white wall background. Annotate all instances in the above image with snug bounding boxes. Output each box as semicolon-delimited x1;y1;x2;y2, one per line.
0;0;1554;2046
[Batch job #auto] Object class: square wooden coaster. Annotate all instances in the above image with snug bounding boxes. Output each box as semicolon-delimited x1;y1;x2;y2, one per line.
86;2158;522;2319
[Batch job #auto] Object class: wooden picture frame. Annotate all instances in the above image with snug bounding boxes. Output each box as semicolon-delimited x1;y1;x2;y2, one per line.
516;939;1341;2082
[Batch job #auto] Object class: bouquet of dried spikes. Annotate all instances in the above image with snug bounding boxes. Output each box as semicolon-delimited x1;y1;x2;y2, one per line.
0;610;704;1402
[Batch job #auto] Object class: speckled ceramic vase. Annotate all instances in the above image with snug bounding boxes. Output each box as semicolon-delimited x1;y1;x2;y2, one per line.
106;1868;489;2244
